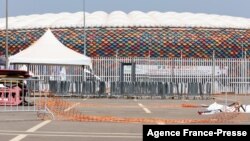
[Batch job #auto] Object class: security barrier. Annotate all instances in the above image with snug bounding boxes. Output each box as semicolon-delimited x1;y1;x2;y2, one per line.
0;78;53;119
10;57;250;96
41;81;211;99
109;82;211;99
48;81;106;97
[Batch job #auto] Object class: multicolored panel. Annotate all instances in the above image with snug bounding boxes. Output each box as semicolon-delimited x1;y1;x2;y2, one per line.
0;27;249;58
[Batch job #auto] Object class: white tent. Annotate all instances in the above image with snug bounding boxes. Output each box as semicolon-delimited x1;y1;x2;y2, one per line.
9;29;91;67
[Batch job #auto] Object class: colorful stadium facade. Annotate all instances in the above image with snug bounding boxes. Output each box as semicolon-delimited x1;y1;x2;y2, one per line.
0;11;250;58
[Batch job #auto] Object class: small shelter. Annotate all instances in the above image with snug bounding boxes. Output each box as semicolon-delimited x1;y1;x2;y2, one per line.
9;29;91;67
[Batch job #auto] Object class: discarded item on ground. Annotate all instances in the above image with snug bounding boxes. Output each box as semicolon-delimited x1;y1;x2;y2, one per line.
198;102;250;115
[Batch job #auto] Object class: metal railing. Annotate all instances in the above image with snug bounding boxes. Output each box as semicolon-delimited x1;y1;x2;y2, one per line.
9;56;250;95
0;78;51;116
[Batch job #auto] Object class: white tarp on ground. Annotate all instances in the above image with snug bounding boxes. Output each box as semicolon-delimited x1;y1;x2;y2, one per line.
206;102;250;113
206;102;224;111
9;29;92;66
239;105;250;113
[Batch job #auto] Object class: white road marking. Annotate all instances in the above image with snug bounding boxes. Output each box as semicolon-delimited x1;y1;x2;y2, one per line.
82;98;88;101
9;135;27;141
0;130;141;135
26;120;51;132
133;99;137;102
9;120;51;141
64;102;80;112
138;103;151;114
1;132;141;138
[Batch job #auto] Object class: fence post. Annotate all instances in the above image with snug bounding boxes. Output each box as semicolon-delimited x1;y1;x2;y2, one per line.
116;51;119;82
212;51;215;94
131;60;136;82
244;51;247;96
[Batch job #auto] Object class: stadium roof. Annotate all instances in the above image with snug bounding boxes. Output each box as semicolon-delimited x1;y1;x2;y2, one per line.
0;11;250;29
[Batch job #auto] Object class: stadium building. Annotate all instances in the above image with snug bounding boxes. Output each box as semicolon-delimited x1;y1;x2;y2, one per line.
0;11;250;58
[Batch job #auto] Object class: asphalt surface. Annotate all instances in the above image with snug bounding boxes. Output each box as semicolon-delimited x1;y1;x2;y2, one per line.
0;95;249;141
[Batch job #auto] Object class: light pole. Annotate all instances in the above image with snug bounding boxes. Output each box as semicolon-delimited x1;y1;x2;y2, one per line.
240;35;244;95
83;0;87;56
5;0;9;69
241;35;244;58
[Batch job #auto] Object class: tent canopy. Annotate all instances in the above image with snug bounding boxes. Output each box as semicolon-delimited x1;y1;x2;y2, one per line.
9;29;91;66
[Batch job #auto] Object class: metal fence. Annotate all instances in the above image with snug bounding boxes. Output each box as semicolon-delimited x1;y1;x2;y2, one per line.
92;57;250;95
10;56;250;96
0;78;52;117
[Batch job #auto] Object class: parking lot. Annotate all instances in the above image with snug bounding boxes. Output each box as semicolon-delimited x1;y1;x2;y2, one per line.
0;95;250;141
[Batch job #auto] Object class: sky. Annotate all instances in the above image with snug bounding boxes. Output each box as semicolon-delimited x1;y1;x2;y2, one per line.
0;0;250;18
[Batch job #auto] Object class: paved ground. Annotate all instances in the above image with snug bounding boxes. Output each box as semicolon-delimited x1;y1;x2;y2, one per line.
0;120;141;141
0;95;249;141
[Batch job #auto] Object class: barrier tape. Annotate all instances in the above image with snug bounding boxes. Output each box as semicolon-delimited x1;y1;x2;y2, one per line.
38;98;246;124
